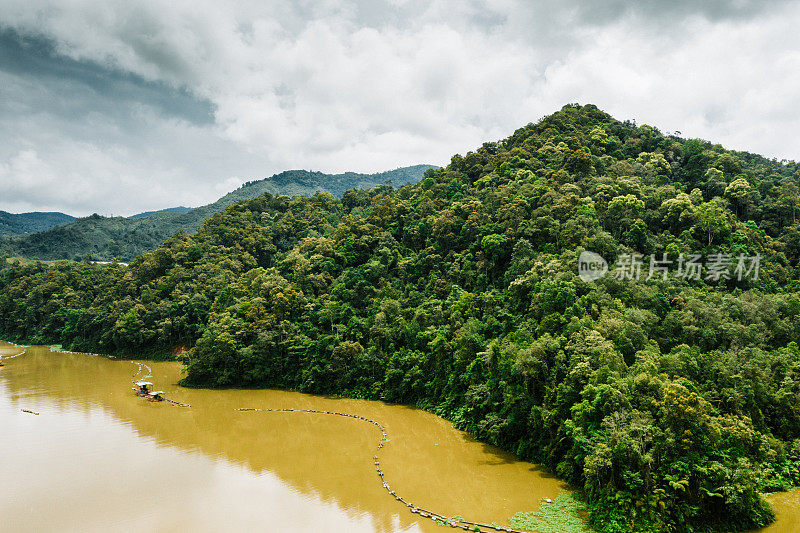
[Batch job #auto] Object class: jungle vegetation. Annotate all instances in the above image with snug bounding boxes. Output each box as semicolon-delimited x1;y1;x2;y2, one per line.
2;105;800;532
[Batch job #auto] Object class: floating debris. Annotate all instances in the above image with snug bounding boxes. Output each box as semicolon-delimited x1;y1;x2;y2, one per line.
21;409;39;415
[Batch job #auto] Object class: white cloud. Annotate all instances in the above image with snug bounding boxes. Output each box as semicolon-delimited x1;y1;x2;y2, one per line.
0;0;799;215
214;176;244;196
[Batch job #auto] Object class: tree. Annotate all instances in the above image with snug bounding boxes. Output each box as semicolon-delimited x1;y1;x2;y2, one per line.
725;177;753;218
638;152;672;178
701;167;727;198
481;233;509;260
565;149;594;174
606;194;645;237
660;193;696;232
778;183;800;225
696;201;730;246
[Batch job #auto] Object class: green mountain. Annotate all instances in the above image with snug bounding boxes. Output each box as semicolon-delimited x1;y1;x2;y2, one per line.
3;105;800;532
0;166;433;261
129;207;192;219
0;210;74;236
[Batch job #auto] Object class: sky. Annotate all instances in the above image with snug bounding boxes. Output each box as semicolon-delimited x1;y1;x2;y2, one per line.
0;0;799;216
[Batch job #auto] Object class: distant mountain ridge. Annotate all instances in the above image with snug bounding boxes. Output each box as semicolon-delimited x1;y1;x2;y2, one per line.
129;207;192;219
0;210;75;236
0;165;434;262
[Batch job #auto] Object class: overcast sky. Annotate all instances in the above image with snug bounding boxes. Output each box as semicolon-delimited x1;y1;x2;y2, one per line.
0;0;798;216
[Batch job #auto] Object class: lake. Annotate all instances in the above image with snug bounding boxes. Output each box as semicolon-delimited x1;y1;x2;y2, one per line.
0;342;572;532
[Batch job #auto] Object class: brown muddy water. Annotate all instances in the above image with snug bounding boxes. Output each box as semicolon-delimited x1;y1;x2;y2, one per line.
759;490;800;533
0;342;572;533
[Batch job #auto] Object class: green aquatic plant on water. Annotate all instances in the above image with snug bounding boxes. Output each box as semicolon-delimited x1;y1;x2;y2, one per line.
509;493;591;533
435;515;465;527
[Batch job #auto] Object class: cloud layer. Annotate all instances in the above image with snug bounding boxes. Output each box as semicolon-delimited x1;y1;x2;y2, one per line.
1;0;799;215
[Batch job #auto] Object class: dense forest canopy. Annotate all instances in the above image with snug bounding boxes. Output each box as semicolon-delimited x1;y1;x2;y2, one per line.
0;166;432;262
0;210;75;236
2;104;800;532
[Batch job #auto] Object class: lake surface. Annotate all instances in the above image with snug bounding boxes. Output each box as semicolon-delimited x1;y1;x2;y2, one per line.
760;491;800;533
0;342;571;532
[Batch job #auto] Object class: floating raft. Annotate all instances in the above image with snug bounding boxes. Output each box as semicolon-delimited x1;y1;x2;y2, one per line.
130;363;190;407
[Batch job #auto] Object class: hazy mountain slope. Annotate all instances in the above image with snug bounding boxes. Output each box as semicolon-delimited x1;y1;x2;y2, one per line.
0;213;189;262
0;210;74;236
0;165;434;261
129;207;192;219
188;166;433;225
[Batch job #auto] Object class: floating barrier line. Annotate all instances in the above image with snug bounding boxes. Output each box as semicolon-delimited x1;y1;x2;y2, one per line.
163;397;192;408
0;339;29;362
1;348;27;360
232;406;529;533
130;362;153;383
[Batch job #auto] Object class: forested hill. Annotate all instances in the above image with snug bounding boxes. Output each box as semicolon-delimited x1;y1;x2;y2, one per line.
0;165;433;262
0;210;74;236
3;104;800;532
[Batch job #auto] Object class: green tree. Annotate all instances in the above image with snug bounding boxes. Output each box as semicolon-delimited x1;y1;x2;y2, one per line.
697;201;730;245
725;177;754;218
606;194;645;237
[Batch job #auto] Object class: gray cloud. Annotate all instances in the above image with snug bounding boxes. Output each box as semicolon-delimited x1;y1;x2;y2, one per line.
0;0;798;216
559;0;796;25
0;29;215;125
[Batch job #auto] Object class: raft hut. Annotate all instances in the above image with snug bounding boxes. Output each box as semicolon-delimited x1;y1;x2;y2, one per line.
134;381;153;396
148;391;165;402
